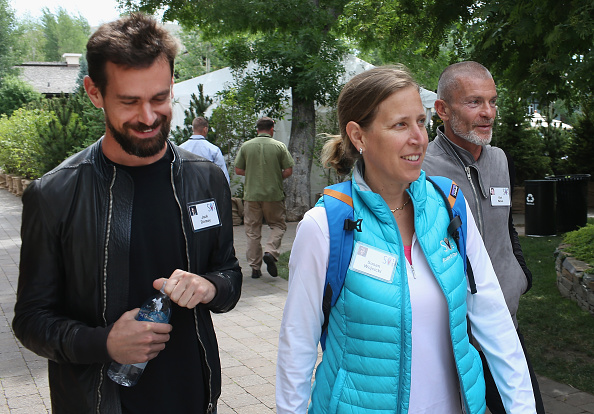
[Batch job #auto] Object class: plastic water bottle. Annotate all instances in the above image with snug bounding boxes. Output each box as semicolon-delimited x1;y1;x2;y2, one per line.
107;282;172;387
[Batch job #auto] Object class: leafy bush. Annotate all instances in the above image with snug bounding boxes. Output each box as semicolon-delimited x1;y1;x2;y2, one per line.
0;108;51;178
563;223;594;266
32;94;96;174
0;75;42;116
0;89;104;179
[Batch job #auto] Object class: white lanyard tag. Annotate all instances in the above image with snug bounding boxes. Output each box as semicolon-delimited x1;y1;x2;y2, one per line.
188;199;221;232
490;187;511;206
349;241;398;283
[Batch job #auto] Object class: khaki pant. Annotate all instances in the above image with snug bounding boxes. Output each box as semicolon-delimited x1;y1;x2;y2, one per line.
243;200;287;270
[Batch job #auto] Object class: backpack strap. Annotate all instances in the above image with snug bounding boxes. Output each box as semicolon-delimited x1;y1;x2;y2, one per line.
318;177;476;350
319;181;361;350
427;176;477;294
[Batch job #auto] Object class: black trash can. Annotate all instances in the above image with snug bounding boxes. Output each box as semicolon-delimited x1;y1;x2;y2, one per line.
525;180;556;236
546;174;591;233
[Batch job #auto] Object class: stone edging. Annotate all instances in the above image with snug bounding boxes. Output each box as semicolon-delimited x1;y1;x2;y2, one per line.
555;244;594;315
0;172;31;196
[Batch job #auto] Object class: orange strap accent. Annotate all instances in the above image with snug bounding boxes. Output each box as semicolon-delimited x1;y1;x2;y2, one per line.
447;181;458;208
447;194;456;209
323;188;353;207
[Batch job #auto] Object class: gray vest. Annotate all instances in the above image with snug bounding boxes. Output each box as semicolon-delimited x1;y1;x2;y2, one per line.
423;128;528;326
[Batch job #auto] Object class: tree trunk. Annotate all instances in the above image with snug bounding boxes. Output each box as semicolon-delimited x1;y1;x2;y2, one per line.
284;94;316;222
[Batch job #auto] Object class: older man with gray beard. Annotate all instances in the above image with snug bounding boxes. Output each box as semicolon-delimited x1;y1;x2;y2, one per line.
422;61;544;414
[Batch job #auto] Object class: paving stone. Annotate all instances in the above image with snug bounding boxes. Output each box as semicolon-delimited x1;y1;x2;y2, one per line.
544;397;587;414
563;391;594;407
578;402;594;413
539;375;582;397
1;188;594;413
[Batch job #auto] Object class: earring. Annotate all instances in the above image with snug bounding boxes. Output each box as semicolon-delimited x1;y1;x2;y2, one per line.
359;148;363;155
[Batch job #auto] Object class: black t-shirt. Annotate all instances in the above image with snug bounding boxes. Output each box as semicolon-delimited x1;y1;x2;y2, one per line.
112;149;207;413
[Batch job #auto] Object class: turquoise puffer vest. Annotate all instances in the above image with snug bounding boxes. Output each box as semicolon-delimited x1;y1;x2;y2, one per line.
310;170;485;414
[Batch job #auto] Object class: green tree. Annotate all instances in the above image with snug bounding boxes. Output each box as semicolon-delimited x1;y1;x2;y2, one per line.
538;124;572;176
357;42;450;92
343;1;473;91
66;87;105;153
12;15;46;63
171;83;213;145
126;0;351;219
467;0;594;107
123;0;467;219
492;87;551;184
175;28;228;81
209;86;258;190
0;75;42;116
19;88;105;174
314;107;343;187
566;98;594;177
40;7;90;61
0;0;18;75
34;95;88;174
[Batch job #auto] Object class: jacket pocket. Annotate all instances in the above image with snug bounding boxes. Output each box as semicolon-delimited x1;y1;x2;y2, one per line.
328;368;347;414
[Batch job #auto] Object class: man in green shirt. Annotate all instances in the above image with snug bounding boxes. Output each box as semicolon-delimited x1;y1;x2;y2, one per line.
234;117;294;278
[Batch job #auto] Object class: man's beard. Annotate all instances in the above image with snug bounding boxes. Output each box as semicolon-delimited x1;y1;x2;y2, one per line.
450;110;493;146
106;114;170;158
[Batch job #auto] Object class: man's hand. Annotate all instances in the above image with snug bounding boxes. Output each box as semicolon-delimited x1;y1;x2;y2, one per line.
282;167;293;179
154;270;216;309
107;309;172;365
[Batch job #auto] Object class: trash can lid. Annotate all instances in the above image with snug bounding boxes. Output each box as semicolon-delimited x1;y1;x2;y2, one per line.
545;174;591;181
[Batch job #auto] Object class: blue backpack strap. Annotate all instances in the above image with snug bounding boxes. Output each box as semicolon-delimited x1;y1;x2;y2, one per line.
318;181;361;350
427;176;477;294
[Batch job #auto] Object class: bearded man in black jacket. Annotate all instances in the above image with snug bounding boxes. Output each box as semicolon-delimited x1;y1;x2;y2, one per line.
13;13;242;414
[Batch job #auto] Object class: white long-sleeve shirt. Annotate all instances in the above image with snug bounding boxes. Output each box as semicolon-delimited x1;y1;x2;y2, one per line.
276;204;536;413
179;135;230;183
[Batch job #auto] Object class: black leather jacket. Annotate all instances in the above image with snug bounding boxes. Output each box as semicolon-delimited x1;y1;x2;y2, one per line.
13;139;242;413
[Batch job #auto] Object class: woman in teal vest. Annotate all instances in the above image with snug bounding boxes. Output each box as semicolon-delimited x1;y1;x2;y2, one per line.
276;67;536;413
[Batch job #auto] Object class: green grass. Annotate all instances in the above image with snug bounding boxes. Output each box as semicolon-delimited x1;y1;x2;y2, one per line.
278;230;594;394
278;250;290;280
518;234;594;394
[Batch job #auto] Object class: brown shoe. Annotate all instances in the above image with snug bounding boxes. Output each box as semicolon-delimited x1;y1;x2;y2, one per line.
251;269;262;279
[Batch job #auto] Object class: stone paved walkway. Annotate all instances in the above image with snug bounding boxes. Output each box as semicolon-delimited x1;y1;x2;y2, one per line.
1;187;594;413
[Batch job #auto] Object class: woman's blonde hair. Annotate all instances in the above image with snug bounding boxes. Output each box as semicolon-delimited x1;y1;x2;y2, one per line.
321;66;418;175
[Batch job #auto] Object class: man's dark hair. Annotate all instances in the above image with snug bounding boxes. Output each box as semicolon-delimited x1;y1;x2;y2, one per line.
192;116;209;131
256;117;275;132
86;13;178;95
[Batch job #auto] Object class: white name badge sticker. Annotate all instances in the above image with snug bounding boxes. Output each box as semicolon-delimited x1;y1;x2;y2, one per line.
490;187;511;206
349;241;398;283
188;199;221;232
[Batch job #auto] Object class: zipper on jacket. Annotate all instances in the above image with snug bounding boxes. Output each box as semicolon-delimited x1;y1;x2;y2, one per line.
408;236;416;280
463;166;484;235
97;166;117;413
439;132;485;235
169;159;215;409
397;200;409;414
